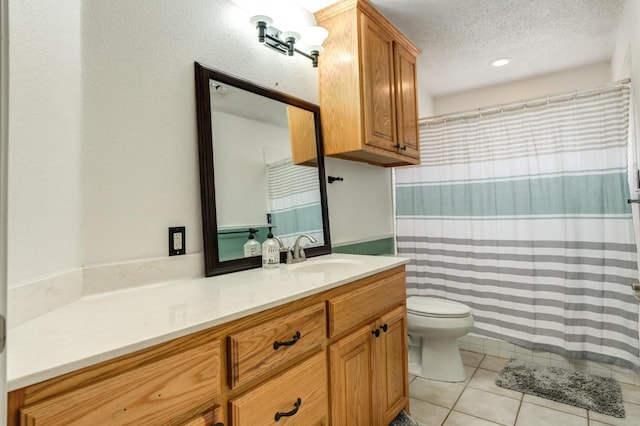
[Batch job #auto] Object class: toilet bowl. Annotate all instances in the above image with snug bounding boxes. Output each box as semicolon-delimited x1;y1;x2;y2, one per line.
406;296;474;382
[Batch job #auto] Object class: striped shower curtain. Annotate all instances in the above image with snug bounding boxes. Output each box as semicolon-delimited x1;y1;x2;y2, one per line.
395;84;640;370
266;158;323;248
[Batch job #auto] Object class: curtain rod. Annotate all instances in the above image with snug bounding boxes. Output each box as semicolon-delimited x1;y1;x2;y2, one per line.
420;78;631;126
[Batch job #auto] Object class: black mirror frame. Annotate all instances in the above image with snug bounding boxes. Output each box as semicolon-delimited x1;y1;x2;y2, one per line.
194;62;332;277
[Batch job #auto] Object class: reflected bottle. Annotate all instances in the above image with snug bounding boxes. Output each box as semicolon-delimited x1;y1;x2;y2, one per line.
243;229;261;257
262;227;280;269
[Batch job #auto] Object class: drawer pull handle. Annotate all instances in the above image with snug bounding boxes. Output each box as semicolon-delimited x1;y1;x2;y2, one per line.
273;331;301;350
275;397;302;421
380;323;388;332
372;328;380;338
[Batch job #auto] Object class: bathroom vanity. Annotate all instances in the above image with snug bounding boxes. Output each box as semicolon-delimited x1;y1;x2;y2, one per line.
7;254;409;426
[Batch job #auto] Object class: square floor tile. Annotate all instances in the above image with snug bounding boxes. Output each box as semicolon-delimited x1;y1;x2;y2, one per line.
521;394;587;418
410;376;465;408
479;355;509;372
408;397;450;425
444;411;502;425
468;368;522;400
515;401;587;426
461;350;484;367
589;401;640;426
454;387;521;425
620;382;640;405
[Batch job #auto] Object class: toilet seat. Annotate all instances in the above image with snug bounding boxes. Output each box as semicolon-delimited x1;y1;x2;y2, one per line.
407;296;471;318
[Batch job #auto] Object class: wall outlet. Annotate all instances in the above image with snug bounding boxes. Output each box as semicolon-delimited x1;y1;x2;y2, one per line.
168;226;186;256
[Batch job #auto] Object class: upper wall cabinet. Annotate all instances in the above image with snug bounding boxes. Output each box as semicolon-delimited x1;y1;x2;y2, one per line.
315;0;421;167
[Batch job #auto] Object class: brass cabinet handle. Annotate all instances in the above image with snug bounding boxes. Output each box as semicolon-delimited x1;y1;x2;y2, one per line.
275;397;302;421
273;331;301;350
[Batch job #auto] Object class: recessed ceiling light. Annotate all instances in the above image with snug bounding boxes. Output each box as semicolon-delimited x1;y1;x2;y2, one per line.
490;57;511;67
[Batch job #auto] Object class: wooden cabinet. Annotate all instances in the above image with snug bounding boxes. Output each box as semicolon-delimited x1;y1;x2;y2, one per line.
315;0;421;167
8;265;408;426
19;341;222;426
287;106;318;167
227;303;325;389
375;306;409;424
328;273;408;425
229;352;328;425
329;324;374;426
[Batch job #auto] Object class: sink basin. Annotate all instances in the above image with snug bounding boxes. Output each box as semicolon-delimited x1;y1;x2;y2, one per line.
286;258;366;273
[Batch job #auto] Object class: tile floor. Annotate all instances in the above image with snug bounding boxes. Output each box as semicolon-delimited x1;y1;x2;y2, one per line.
408;350;640;426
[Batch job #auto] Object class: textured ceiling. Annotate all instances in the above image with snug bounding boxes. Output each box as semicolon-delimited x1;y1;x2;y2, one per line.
300;0;625;97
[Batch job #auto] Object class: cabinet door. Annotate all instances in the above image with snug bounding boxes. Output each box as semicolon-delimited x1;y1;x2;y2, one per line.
360;13;397;152
329;324;374;426
394;43;420;160
374;306;409;425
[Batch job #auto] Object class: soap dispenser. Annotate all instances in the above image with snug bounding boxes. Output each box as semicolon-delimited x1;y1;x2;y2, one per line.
262;227;280;269
243;229;261;257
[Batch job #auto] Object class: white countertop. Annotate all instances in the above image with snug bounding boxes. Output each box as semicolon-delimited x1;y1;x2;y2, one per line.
8;253;409;391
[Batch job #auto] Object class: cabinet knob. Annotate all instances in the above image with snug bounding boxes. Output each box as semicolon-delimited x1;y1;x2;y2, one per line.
275;397;302;421
372;328;380;338
380;323;388;332
273;331;301;350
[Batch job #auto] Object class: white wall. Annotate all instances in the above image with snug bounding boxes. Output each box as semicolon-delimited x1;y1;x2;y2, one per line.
433;61;612;116
8;0;83;285
8;0;394;281
1;0;9;414
212;111;288;228
611;0;640;126
612;0;640;267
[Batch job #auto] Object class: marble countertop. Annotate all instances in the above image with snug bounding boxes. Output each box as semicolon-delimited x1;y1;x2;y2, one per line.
8;253;409;391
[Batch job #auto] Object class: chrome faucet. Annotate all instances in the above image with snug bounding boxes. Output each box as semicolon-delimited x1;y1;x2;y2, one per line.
274;236;293;264
291;234;318;263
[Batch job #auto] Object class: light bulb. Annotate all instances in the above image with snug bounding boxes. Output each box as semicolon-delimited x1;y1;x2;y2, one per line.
299;26;328;53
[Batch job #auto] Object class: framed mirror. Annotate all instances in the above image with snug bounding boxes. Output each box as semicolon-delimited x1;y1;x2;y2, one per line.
195;62;331;277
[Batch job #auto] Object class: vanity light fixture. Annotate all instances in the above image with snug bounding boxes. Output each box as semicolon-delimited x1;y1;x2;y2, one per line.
250;14;328;67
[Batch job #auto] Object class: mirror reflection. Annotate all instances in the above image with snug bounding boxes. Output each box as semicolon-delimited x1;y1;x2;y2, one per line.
195;63;331;276
210;84;324;260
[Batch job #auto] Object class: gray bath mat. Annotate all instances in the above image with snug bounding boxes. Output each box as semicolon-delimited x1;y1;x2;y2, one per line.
495;359;625;418
389;410;425;426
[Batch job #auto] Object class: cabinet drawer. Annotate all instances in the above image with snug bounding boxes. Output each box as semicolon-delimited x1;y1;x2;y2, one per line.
228;302;325;389
229;352;328;426
20;341;221;426
327;271;405;337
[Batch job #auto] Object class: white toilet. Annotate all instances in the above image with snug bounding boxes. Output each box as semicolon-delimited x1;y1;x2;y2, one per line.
406;296;474;382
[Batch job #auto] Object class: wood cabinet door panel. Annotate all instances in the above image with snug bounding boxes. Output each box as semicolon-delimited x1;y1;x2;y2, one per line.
360;13;397;152
288;106;318;167
20;341;221;426
376;305;409;425
228;303;325;389
329;325;373;426
394;43;420;160
229;352;328;426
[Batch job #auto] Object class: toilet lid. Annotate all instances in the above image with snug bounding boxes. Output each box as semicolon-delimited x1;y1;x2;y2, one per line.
407;296;472;318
